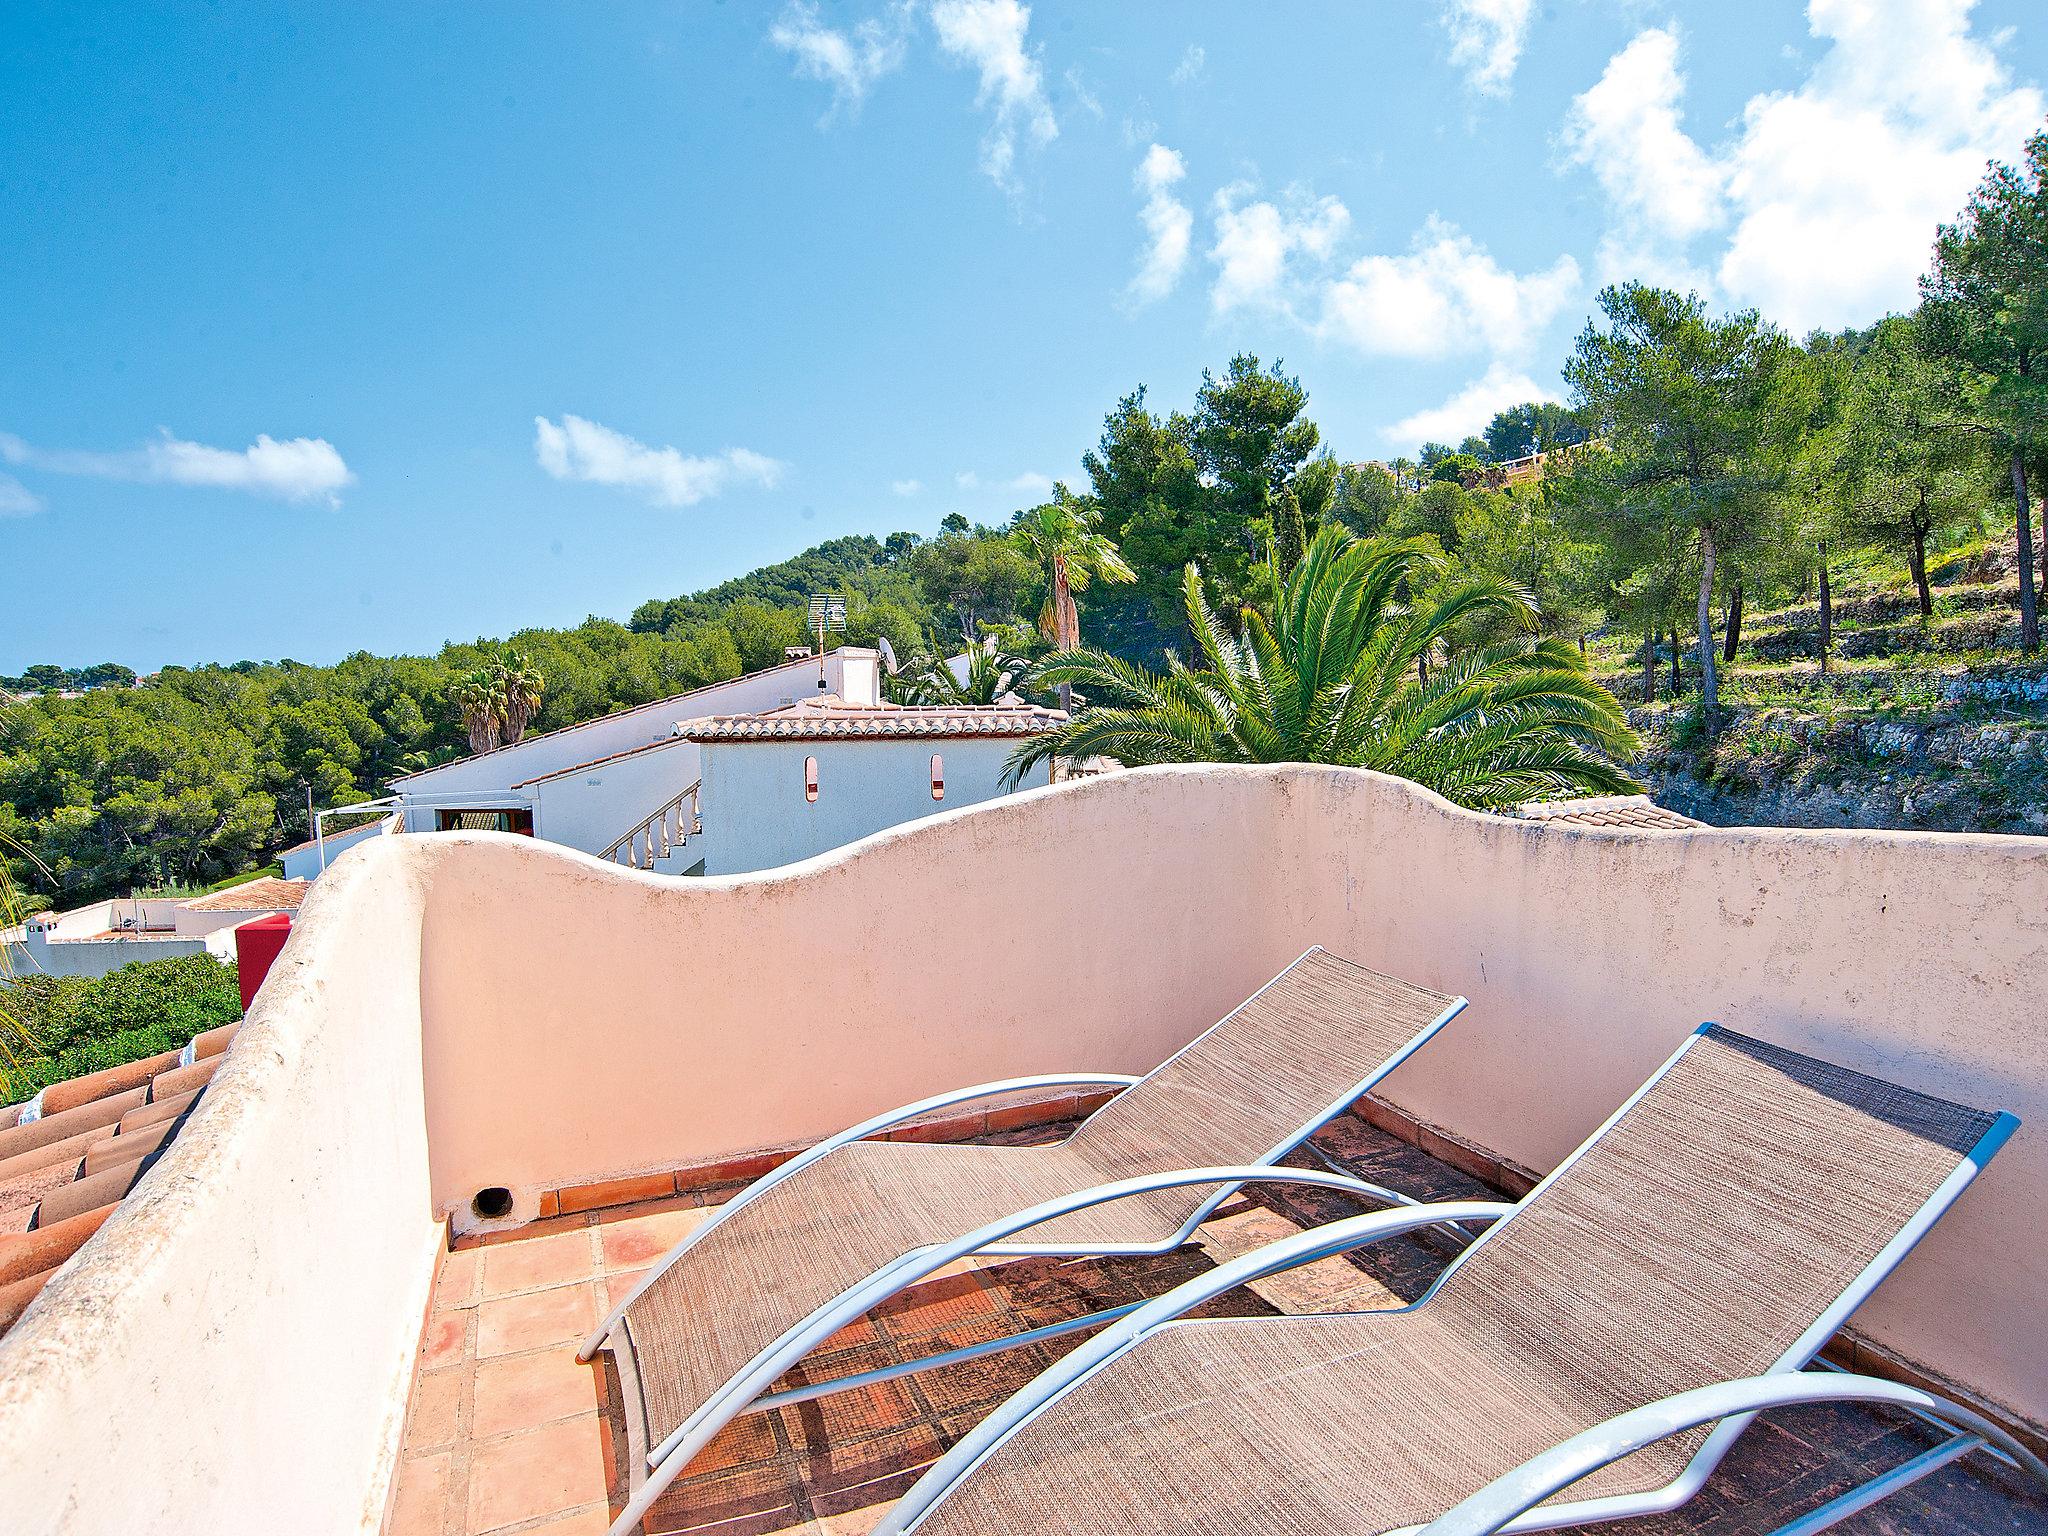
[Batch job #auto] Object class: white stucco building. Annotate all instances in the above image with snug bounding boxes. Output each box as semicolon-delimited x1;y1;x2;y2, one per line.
2;878;310;981
672;698;1065;875
382;649;885;858
334;648;1068;879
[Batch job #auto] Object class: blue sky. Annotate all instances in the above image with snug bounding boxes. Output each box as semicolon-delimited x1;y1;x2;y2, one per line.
4;0;2044;672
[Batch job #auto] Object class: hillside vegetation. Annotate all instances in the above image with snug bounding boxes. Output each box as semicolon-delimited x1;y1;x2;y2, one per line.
1597;541;2048;833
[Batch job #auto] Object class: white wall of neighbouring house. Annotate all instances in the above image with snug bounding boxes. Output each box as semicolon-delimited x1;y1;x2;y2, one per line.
683;735;1050;875
389;649;881;847
279;819;387;880
529;737;699;854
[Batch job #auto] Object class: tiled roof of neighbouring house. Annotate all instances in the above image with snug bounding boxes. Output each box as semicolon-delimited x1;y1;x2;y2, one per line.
1513;794;1704;831
180;877;311;913
676;697;1068;742
0;1023;239;1334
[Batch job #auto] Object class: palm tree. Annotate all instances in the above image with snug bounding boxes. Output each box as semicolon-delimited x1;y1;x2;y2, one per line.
0;834;39;1096
449;669;504;755
893;643;1034;706
493;649;545;744
1010;485;1135;709
1005;525;1643;809
1011;486;1135;652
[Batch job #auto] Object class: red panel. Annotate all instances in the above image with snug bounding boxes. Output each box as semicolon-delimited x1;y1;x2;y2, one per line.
235;912;294;1010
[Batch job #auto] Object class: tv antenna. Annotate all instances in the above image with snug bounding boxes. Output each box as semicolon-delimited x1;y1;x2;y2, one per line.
807;592;848;690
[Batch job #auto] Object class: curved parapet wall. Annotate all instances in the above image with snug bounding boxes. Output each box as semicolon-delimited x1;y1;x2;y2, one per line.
0;764;2043;1531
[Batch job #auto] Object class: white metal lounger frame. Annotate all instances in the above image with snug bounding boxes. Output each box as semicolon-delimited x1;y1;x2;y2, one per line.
876;1023;2038;1536
581;946;1469;1536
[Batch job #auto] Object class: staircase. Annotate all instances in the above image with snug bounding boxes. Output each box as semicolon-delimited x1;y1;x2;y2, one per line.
599;781;701;871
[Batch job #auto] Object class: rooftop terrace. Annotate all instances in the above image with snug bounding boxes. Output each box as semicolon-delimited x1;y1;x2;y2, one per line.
0;764;2042;1534
391;1111;2048;1536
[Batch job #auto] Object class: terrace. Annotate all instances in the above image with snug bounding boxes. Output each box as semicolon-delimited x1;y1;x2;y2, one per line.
0;764;2043;1535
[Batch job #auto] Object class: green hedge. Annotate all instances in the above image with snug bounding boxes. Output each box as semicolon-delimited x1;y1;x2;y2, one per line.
2;953;243;1100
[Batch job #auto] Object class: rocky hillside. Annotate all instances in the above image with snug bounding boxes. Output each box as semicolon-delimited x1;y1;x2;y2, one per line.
1585;543;2048;835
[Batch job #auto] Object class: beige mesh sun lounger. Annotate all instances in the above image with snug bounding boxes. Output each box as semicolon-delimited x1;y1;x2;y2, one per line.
581;947;1469;1535
871;1024;2044;1536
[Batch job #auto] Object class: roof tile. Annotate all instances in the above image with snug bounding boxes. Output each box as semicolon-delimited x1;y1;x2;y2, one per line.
181;877;309;913
38;1049;184;1118
677;699;1066;743
0;1021;236;1335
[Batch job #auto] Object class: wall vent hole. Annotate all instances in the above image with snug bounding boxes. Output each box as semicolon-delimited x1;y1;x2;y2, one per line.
471;1186;514;1220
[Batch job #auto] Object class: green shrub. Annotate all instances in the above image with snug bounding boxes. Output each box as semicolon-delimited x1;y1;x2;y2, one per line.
1;954;242;1099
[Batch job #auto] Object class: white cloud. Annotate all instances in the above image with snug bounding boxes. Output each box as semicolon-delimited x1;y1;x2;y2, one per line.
1564;2;2045;333
1383;363;1559;450
892;478;924;496
955;469;1051;496
1440;0;1534;96
0;473;40;517
930;0;1058;192
1170;44;1206;87
1127;143;1193;306
1718;0;2044;331
1208;183;1351;315
533;415;785;508
1318;216;1580;360
769;1;911;120
1560;28;1724;245
0;428;353;506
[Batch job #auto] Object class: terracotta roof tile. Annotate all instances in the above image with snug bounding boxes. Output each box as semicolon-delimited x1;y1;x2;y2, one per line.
0;1086;149;1162
37;1049;183;1118
0;1021;240;1336
180;877;310;913
1512;794;1702;832
0;1203;114;1286
677;700;1066;743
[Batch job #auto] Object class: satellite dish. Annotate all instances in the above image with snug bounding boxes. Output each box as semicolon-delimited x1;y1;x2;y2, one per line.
878;636;900;674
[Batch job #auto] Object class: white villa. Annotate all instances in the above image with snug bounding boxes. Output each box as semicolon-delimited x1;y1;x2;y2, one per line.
321;647;1069;879
674;696;1065;875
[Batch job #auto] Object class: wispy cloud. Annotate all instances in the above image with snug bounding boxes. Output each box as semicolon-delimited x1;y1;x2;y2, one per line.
769;1;913;120
930;0;1057;193
892;477;924;496
533;415;785;508
0;428;354;506
1127;143;1192;306
1170;44;1206;87
955;469;1051;496
1383;363;1558;450
0;473;40;517
1439;0;1534;96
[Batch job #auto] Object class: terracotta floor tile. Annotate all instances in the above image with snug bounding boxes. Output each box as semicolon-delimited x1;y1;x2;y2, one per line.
870;1273;1002;1340
420;1312;468;1371
387;1450;454;1536
435;1246;482;1311
815;1507;889;1535
510;1507;613;1536
601;1266;651;1311
465;1413;607;1534
473;1349;604;1439
406;1367;465;1452
648;1457;805;1536
483;1229;597;1298
477;1283;597;1359
597;1206;706;1270
777;1375;922;1451
681;1401;783;1476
